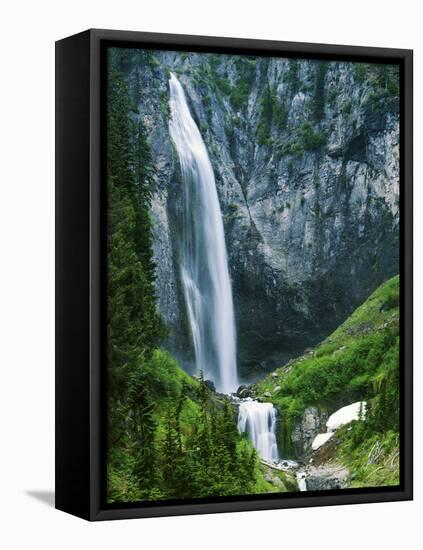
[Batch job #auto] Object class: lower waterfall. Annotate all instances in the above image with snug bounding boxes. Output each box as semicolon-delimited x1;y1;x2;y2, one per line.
296;472;308;491
237;400;280;462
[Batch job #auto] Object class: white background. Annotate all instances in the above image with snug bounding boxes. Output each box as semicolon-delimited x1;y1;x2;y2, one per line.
0;0;420;548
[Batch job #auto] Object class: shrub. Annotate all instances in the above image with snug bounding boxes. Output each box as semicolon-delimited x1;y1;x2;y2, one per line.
257;84;287;141
230;79;250;110
217;76;231;95
355;63;399;102
159;91;170;118
291;142;303;158
299;123;325;150
341;100;352;115
354;63;367;83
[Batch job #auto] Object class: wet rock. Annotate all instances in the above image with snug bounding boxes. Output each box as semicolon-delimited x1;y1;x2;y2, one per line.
236;384;251;398
130;54;400;380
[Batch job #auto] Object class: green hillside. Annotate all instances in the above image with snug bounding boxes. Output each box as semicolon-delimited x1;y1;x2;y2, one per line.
107;349;287;502
106;52;297;503
256;275;400;487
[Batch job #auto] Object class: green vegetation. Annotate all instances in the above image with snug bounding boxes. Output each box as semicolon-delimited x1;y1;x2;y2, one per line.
159;90;170;118
312;422;399;488
257;84;288;145
229;58;256;111
106;49;276;503
214;75;231;95
260;464;299;493
230;78;251;110
341;100;352;116
257;275;400;473
225;202;241;222
207;55;256;111
339;426;399;487
277;123;325;159
354;63;400;111
108;354;277;502
107;48;167;501
299;122;326;150
106;49;400;499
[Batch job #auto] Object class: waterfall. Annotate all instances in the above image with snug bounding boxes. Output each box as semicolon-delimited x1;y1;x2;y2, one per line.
168;73;238;394
296;472;308;492
237;400;279;462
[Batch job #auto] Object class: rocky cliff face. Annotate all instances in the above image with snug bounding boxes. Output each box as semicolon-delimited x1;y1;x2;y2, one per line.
126;50;400;379
291;406;327;457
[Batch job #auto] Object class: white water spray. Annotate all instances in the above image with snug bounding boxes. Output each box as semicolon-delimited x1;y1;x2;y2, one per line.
168;73;238;394
237;400;280;462
296;472;308;491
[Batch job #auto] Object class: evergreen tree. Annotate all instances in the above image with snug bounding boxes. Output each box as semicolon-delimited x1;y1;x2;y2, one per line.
129;369;158;488
106;49;269;502
162;406;180;489
221;401;239;473
175;380;188;452
106;48;166;498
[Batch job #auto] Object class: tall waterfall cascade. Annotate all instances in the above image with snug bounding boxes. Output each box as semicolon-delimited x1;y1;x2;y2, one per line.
168;73;238;394
237;400;280;462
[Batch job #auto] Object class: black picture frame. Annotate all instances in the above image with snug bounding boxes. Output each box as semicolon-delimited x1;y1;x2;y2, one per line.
55;28;413;521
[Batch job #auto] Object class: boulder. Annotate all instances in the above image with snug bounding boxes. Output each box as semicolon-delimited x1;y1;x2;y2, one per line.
236;384;251;398
291;406;326;457
303;464;349;491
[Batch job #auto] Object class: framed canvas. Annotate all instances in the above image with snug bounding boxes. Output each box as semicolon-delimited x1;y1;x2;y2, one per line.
55;29;413;521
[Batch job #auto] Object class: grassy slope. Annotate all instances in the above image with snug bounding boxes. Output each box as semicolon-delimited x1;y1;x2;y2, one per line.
312;424;399;488
148;351;287;495
108;349;282;501
107;349;202;502
256;275;400;487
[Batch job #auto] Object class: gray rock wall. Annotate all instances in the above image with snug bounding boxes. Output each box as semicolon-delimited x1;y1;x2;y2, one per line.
125;51;400;379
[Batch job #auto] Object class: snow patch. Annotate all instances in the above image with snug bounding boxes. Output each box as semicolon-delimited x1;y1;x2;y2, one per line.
312;432;334;450
309;401;366;454
326;401;366;432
